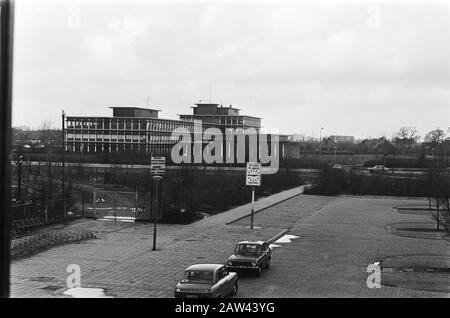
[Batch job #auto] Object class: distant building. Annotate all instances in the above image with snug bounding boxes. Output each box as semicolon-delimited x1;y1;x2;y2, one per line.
64;104;262;155
329;135;355;144
178;103;261;130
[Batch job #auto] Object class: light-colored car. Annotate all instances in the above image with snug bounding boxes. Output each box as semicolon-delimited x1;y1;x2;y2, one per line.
226;241;272;276
332;164;343;169
368;165;390;173
174;264;238;298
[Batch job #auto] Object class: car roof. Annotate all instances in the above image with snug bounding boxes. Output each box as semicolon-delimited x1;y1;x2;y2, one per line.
237;241;265;245
185;264;224;271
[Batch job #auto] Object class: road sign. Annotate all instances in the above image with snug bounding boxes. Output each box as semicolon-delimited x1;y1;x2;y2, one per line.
246;162;261;186
150;156;166;176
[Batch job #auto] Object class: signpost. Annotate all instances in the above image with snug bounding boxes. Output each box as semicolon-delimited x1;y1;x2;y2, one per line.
246;162;261;229
150;156;165;251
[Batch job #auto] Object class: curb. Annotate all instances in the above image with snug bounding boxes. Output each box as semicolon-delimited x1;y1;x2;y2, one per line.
266;228;289;244
396;207;437;211
225;188;305;225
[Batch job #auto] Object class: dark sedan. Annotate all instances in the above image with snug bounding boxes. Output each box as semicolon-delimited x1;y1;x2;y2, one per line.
226;241;272;276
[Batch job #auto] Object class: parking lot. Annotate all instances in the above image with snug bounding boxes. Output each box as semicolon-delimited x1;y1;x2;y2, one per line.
11;192;450;298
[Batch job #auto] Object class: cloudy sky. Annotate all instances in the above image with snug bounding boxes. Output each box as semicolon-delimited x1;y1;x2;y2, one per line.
12;0;450;139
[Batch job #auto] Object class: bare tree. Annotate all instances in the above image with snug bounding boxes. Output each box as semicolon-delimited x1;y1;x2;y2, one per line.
425;128;450;231
393;127;419;154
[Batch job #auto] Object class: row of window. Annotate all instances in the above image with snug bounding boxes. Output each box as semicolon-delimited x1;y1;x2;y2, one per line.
66;142;172;154
66;118;193;132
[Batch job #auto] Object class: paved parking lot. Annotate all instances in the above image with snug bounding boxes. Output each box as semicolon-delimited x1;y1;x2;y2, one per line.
11;191;450;298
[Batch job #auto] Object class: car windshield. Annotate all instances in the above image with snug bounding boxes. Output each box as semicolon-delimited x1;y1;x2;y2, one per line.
235;244;262;256
182;270;214;284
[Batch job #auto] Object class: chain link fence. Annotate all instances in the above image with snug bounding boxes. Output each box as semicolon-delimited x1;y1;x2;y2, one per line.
90;189;151;221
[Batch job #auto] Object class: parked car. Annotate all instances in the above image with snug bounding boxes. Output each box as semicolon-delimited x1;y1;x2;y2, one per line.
226;241;272;276
174;264;238;298
332;164;343;169
368;165;390;173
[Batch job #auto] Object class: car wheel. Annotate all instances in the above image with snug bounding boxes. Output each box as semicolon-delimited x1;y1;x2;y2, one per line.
231;281;238;296
265;260;270;269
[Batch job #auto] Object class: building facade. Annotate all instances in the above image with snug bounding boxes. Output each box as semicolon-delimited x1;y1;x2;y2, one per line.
329;135;355;144
64;104;262;155
178;103;261;130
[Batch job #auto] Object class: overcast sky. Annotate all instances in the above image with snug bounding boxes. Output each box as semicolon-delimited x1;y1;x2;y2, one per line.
12;0;450;139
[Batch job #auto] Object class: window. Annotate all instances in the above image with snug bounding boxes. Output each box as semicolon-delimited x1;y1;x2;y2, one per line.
217;268;227;280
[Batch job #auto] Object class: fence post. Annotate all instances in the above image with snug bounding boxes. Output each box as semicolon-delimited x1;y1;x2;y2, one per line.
93;188;96;219
82;190;85;218
135;190;138;219
114;191;117;221
45;201;48;223
64;197;67;218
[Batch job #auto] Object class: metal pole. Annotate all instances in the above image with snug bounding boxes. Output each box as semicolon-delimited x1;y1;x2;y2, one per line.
93;188;96;218
114;191;117;221
437;200;440;231
135;190;138;220
152;176;161;251
61;111;65;197
250;186;255;229
0;0;14;297
64;196;67;218
17;161;21;203
45;201;48;223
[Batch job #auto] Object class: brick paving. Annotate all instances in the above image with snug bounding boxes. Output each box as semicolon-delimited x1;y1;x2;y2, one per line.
11;186;306;298
234;195;450;297
11;187;450;298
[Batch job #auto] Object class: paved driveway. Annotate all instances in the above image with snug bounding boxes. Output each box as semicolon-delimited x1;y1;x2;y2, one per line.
11;192;450;298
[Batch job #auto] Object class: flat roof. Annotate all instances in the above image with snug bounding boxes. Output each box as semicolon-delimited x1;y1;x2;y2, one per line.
178;114;262;119
192;103;241;110
109;106;161;112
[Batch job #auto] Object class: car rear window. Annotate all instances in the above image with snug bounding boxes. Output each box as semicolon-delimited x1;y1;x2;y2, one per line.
183;270;214;284
235;244;262;256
